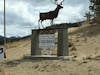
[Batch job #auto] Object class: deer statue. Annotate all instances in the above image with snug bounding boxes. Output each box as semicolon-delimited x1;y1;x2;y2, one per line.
38;0;64;29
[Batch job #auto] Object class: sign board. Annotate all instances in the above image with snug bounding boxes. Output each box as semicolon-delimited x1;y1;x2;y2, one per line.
39;34;55;49
0;48;4;59
41;50;52;55
31;25;69;56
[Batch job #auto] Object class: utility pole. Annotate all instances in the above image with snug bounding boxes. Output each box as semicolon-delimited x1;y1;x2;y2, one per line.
4;0;6;58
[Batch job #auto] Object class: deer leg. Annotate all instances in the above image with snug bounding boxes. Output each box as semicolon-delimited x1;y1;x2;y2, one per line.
51;19;53;25
38;19;40;29
41;20;44;29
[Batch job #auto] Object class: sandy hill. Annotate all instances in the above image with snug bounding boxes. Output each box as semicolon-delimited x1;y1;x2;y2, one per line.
0;23;100;75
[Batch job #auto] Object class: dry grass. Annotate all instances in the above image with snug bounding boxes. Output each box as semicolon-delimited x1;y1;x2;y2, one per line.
0;67;6;75
0;23;100;75
5;38;30;49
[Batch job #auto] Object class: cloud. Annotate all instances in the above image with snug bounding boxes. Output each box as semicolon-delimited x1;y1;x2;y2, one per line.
5;12;34;26
0;24;4;36
0;0;4;11
0;0;90;37
64;0;89;6
0;12;4;24
6;24;31;37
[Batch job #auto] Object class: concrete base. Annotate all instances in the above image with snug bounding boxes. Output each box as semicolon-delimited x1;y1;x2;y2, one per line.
24;55;58;60
24;55;75;60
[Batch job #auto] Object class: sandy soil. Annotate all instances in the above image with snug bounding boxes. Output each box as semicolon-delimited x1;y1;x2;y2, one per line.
0;23;100;75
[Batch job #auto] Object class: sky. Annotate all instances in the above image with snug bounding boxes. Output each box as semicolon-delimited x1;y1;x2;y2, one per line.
0;0;90;37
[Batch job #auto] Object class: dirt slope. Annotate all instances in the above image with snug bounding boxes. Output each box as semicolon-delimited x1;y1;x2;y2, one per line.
0;23;100;75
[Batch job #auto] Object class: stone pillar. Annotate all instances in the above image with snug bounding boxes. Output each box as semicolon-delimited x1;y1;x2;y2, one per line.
31;30;40;55
57;28;68;56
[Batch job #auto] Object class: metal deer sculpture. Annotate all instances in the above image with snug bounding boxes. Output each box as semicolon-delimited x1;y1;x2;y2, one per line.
38;0;64;28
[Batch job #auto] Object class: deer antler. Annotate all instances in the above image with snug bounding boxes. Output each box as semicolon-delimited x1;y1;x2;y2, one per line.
50;0;64;5
50;0;58;5
60;0;64;5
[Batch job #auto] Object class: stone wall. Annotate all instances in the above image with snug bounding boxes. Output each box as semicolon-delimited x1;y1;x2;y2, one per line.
90;0;100;23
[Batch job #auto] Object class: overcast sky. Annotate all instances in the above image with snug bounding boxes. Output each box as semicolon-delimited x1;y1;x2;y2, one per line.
0;0;90;37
